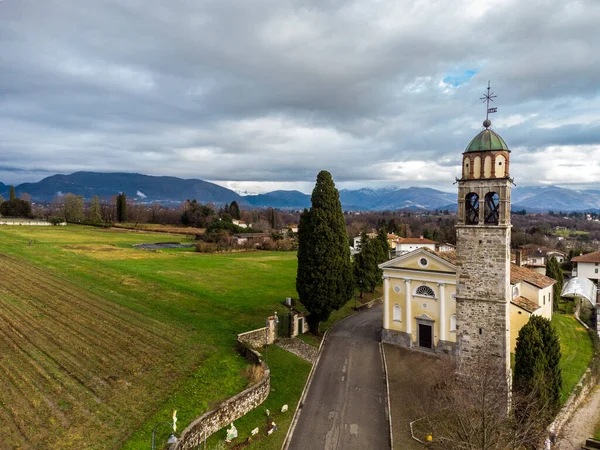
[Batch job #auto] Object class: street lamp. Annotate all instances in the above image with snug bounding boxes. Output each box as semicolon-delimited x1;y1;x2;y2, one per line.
265;312;279;365
152;422;178;450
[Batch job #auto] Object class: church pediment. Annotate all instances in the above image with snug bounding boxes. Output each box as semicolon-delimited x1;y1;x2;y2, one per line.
379;247;456;273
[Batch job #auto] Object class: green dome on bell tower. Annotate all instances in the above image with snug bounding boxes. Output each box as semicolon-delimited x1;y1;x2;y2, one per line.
464;120;510;153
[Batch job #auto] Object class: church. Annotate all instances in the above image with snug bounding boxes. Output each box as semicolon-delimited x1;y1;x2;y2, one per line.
380;97;555;371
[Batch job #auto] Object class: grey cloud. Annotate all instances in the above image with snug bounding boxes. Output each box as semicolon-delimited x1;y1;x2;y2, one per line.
0;0;599;190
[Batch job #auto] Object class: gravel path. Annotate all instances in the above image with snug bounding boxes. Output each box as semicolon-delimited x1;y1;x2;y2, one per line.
556;384;600;449
277;338;319;364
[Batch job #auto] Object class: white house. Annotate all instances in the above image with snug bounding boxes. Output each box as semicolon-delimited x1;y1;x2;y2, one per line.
394;237;437;255
572;251;600;282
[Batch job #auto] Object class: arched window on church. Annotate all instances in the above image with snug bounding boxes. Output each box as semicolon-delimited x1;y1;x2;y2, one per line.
512;286;520;299
393;304;402;322
484;192;500;225
415;285;435;298
450;314;457;332
465;192;479;225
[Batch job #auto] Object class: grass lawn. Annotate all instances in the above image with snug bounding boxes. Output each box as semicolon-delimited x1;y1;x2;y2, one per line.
552;229;589;237
0;225;301;449
552;313;594;404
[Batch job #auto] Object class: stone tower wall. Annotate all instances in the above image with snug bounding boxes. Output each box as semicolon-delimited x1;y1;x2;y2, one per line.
455;197;511;394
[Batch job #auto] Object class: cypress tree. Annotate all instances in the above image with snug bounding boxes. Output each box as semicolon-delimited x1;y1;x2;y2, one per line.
229;201;241;220
353;232;381;297
116;193;128;222
9;186;15;201
297;171;354;333
375;227;390;263
546;256;563;311
529;315;562;411
514;315;562;422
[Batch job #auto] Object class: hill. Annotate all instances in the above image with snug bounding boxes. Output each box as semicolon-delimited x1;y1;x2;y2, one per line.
6;172;243;204
3;171;600;212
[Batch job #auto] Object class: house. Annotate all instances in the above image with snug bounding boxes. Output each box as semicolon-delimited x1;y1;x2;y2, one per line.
394;237;436;255
232;219;251;229
353;232;400;253
232;233;271;245
380;247;555;353
519;244;566;266
435;242;455;253
571;251;600;282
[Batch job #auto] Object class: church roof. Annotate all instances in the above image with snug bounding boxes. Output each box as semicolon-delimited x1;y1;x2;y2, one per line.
511;296;540;313
510;264;556;289
464;127;509;153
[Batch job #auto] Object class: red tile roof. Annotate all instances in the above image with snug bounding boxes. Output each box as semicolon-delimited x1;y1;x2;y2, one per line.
572;251;600;263
510;264;556;289
511;296;540;313
398;237;437;245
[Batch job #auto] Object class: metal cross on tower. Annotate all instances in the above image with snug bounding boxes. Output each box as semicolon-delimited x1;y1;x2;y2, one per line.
480;80;498;123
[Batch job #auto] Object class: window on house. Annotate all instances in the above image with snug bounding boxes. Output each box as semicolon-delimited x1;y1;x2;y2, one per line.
415;285;435;298
512;286;519;298
393;304;402;322
450;314;457;332
543;295;546;305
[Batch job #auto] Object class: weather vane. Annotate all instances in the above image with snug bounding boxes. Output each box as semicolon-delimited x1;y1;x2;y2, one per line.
480;80;497;126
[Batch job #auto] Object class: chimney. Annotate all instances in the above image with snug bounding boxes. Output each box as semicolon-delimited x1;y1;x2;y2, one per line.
515;250;522;267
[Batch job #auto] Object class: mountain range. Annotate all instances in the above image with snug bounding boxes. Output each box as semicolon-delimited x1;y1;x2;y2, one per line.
2;171;600;212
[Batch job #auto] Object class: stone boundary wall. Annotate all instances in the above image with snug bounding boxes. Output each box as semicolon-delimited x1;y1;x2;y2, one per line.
237;316;277;349
0;220;66;226
356;297;383;311
170;332;271;450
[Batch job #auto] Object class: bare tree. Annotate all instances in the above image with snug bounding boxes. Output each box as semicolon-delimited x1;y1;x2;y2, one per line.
415;358;550;450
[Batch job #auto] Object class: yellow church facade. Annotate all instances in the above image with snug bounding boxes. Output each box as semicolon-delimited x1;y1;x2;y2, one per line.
380;247;555;354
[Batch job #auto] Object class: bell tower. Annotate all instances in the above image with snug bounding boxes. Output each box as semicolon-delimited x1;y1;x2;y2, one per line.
455;84;512;396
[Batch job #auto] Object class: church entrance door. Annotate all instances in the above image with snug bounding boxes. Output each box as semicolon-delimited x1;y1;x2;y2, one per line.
418;323;433;349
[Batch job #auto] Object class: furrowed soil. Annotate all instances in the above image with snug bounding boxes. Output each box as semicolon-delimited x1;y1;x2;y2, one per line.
0;225;302;449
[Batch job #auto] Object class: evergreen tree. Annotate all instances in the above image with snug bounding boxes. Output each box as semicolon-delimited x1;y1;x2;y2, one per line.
375;227;390;263
89;195;102;223
229;201;241;220
529;315;562;411
546;256;563;311
9;186;15;201
116;193;128;222
0;198;31;217
297;171;354;333
353;232;381;297
514;315;562;423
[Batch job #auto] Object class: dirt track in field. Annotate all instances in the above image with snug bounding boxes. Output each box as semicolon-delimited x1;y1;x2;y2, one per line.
0;253;183;449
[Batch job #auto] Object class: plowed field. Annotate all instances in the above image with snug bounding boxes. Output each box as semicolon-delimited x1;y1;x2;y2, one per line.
0;253;180;449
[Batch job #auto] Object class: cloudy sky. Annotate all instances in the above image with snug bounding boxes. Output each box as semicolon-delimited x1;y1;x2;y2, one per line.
1;0;599;193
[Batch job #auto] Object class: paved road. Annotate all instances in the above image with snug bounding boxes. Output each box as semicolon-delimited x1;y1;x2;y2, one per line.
288;305;391;450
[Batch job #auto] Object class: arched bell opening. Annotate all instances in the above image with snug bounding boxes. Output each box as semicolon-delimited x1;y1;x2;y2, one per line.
484;192;500;225
465;192;479;225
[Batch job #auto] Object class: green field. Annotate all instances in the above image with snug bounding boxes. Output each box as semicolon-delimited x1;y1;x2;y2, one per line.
0;225;310;449
552;313;595;403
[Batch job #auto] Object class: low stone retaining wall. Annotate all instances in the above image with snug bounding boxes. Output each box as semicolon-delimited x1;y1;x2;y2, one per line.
170;331;272;450
0;220;65;226
550;368;598;438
